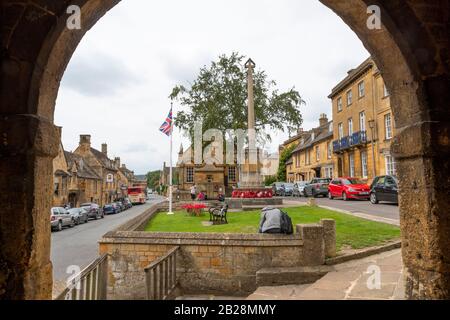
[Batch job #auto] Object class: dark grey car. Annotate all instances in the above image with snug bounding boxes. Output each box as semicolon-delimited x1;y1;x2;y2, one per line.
68;208;89;225
370;175;399;205
304;178;332;197
81;203;104;220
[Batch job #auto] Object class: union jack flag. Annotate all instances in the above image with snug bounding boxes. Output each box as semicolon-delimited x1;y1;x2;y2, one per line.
159;108;173;136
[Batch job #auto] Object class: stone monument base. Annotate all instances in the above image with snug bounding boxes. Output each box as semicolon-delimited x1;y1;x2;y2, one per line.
226;197;283;210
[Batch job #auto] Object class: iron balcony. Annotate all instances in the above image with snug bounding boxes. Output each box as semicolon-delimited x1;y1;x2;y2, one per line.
333;131;368;153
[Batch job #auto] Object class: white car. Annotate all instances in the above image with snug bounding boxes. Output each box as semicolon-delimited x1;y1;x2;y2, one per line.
50;207;75;231
293;181;308;197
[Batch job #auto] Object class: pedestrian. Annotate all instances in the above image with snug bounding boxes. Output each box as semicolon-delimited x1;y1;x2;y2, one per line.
190;184;197;201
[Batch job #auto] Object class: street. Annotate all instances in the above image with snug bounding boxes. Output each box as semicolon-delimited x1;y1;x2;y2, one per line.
51;196;164;285
283;196;399;221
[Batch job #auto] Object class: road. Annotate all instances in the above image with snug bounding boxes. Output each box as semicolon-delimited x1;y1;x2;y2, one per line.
51;196;164;284
282;196;399;221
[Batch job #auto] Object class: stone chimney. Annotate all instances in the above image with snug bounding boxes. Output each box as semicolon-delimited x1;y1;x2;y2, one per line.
101;143;107;156
56;126;62;139
79;135;91;153
114;157;121;168
319;114;328;127
297;128;304;135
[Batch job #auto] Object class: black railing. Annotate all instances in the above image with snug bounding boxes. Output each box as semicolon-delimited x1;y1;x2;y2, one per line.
56;254;108;300
145;246;179;300
333;131;367;153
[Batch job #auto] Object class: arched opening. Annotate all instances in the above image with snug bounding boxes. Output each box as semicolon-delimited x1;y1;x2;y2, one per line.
1;0;448;299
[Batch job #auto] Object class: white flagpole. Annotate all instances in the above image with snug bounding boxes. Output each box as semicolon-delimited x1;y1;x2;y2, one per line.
168;102;174;215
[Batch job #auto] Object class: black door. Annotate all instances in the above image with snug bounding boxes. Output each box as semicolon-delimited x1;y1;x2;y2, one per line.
384;176;398;203
374;176;386;201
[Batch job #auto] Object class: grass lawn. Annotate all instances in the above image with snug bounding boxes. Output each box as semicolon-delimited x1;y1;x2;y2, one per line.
144;206;401;251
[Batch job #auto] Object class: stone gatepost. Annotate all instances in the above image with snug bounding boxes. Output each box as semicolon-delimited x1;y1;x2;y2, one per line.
320;219;337;258
296;224;325;266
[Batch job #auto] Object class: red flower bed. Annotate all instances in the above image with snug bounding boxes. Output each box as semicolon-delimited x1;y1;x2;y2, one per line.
181;203;208;216
231;189;273;199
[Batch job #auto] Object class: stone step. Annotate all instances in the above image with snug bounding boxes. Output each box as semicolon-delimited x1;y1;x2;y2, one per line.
256;265;333;287
247;284;312;300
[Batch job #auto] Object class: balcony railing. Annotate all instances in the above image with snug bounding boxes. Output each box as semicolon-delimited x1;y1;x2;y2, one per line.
145;246;179;300
333;131;368;153
56;254;108;300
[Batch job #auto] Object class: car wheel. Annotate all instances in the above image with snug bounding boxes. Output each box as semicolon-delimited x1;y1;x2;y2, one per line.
101;213;105;219
76;217;80;225
57;221;62;231
342;192;348;201
370;193;379;204
70;218;75;228
94;213;98;220
328;192;333;200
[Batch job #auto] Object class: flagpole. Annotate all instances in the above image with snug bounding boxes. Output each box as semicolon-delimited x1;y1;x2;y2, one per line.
168;102;174;215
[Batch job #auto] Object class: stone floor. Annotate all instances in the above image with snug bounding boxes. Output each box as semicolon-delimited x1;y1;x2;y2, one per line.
247;249;404;300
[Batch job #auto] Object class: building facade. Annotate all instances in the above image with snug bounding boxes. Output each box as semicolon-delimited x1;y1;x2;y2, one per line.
177;144;239;199
52;142;70;207
330;57;396;181
287;114;334;182
74;135;120;206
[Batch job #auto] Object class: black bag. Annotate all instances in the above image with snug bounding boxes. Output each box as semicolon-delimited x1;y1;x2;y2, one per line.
280;210;294;235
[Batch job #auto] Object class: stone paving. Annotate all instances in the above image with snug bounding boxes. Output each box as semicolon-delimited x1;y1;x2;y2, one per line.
247;249;404;300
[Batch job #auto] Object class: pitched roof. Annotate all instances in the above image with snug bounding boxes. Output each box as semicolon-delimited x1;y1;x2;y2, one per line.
293;121;333;153
90;148;117;171
64;151;102;180
328;57;374;98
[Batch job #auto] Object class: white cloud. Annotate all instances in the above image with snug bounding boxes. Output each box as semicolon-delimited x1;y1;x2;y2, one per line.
55;0;369;174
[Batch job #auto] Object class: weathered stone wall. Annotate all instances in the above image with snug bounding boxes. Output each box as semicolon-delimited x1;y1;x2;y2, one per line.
99;225;327;299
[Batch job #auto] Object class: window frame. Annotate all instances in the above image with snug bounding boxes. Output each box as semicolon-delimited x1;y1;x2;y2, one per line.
358;81;365;98
186;167;194;183
385;113;393;140
346;90;353;106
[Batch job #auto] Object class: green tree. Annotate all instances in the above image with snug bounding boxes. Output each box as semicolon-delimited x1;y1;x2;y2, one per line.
277;145;295;182
264;175;277;186
170;52;304;142
146;170;161;189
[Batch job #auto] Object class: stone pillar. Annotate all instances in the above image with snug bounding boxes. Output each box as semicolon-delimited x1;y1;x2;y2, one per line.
297;224;325;266
392;121;450;299
0;115;59;299
320;219;336;258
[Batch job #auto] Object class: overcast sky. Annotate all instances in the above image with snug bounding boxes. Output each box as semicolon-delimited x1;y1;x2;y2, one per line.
55;0;369;174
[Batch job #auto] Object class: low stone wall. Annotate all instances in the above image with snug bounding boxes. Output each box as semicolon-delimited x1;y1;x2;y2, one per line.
99;202;335;299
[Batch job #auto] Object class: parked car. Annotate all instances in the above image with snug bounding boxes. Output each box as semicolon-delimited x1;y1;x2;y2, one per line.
115;201;125;212
328;178;371;201
122;198;133;209
370;175;399;205
282;183;295;196
103;203;120;215
80;203;104;220
50;207;75;231
293;181;308;197
272;182;286;196
304;178;332;197
67;207;89;225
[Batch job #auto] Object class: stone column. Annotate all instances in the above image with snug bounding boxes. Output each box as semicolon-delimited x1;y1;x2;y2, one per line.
297;224;325;266
392;121;450;299
0;115;59;299
321;219;336;258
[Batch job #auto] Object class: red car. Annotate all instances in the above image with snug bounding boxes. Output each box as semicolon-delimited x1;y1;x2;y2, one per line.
328;178;371;201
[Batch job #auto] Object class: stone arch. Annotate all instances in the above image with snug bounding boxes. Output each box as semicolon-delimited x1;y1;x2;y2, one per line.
0;0;448;299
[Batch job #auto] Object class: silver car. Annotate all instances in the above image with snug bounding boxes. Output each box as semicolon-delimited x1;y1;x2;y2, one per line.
50;207;75;231
293;181;308;197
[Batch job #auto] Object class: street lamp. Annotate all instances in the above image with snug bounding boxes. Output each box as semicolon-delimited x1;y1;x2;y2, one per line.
368;120;376;179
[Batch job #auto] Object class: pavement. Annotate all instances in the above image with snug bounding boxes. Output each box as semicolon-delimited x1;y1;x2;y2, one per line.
51;196;165;294
247;249;404;300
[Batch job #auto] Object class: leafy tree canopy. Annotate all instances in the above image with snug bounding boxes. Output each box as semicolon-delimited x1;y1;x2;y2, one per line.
170;52;305;143
277;144;295;182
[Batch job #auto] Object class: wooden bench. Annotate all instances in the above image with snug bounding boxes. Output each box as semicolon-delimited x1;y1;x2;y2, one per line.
209;203;229;225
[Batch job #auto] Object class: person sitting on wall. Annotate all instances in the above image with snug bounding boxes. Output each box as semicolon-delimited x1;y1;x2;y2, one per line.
197;191;206;201
258;207;282;234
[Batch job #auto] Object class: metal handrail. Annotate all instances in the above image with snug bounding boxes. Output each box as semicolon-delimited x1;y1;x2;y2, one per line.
145;246;180;300
55;253;108;300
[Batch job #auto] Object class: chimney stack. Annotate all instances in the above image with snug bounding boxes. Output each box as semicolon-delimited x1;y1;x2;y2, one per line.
114;157;121;168
79;135;91;153
297;128;304;135
319;113;328;127
101;143;107;156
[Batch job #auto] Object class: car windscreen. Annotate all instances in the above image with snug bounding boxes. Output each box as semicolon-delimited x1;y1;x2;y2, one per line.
316;179;331;184
284;184;294;188
67;209;78;214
